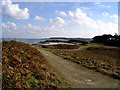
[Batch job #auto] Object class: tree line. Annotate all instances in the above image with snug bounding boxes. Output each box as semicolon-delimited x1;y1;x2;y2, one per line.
92;33;120;47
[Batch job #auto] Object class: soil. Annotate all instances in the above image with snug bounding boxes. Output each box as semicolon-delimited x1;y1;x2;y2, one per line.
37;48;118;88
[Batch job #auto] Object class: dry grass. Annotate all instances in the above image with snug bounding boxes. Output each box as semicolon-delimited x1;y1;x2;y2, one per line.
2;41;64;88
46;45;120;79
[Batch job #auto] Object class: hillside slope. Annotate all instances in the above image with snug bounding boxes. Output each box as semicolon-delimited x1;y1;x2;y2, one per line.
2;41;65;88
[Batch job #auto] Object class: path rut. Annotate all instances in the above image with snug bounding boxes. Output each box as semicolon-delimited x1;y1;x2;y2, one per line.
38;49;118;88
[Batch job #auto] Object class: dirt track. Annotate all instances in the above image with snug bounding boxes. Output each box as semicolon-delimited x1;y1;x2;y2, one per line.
38;49;118;88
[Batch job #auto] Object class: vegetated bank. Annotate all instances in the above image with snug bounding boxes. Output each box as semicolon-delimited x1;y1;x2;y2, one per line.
2;40;66;88
40;44;79;49
38;43;120;79
34;34;120;79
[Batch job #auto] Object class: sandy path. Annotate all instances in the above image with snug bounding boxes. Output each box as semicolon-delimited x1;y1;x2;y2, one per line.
38;49;118;88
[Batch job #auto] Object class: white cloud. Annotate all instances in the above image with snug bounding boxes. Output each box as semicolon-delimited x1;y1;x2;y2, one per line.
34;16;45;21
2;8;118;38
99;5;111;9
68;8;97;29
25;24;42;31
67;8;117;36
55;10;67;16
2;22;66;38
50;17;67;27
102;12;109;16
94;2;101;5
89;13;93;16
110;15;118;23
2;21;16;32
2;0;29;19
80;7;90;10
94;2;111;9
59;11;67;16
68;11;74;17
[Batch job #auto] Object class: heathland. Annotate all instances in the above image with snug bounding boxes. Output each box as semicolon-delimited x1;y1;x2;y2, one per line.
2;34;120;88
2;41;67;88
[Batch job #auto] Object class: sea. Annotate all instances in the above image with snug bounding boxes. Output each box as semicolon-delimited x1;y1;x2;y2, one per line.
0;38;92;44
1;38;47;44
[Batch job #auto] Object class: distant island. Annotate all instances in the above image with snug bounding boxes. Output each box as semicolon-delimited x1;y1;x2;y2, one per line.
49;37;92;41
35;34;120;47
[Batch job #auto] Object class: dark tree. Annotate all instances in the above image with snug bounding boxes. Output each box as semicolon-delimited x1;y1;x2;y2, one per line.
92;34;120;47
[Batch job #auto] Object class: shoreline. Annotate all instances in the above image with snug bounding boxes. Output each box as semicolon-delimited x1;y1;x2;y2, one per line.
38;42;75;45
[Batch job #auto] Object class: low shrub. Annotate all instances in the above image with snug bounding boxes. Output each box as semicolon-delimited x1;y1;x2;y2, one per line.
2;41;62;88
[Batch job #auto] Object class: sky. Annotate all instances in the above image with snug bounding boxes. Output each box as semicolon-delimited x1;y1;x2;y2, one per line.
2;0;118;38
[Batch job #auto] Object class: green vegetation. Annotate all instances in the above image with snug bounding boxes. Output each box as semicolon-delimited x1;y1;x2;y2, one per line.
67;39;90;45
44;40;67;42
2;41;65;88
92;34;120;47
40;44;79;49
42;44;120;79
37;39;90;46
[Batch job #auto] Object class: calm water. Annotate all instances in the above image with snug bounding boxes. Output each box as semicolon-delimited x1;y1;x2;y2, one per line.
1;38;47;44
1;38;92;44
